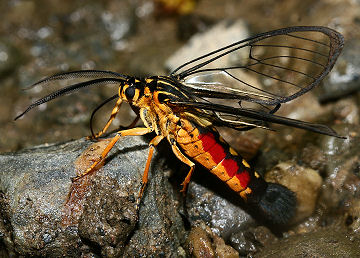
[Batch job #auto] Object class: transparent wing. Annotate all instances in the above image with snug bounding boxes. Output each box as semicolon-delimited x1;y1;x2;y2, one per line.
170;26;344;106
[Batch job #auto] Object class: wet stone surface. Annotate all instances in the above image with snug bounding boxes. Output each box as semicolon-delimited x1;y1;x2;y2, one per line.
185;225;238;258
77;176;138;257
0;136;185;257
254;228;360;257
320;38;360;103
229;225;277;256
4;127;358;256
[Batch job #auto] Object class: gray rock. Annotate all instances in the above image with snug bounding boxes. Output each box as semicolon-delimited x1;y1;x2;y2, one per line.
320;39;360;102
0;136;185;257
186;181;254;238
254;228;360;257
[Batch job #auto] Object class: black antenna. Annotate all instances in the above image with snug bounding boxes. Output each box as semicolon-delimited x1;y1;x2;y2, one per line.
15;78;125;120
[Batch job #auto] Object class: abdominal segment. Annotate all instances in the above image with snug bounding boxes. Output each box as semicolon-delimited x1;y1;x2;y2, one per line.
175;120;259;197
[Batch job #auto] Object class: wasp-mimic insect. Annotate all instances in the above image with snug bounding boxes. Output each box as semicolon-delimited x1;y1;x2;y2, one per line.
15;26;344;224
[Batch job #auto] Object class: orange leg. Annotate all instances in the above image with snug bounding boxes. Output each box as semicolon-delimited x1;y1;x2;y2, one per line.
92;98;123;139
136;135;164;211
72;127;153;182
170;140;195;193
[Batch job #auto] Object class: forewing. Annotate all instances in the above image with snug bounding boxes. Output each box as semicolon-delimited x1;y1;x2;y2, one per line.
171;26;344;106
170;100;342;137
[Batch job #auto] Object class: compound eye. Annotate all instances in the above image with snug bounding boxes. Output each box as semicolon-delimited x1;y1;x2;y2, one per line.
125;86;136;100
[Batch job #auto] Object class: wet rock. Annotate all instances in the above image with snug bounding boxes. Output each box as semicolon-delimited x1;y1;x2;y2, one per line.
186;179;254;237
301;123;359;177
265;161;323;224
123;158;185;256
317;124;360;212
184;176;276;256
332;98;359;125
319;39;360;103
293;123;360;234
346;198;360;233
229;225;277;256
186;225;238;258
301;144;327;172
0;136;185;257
291;215;323;235
77;176;137;257
165;19;249;71
254;228;360;257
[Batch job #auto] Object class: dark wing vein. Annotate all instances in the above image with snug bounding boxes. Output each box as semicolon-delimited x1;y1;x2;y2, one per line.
170;26;344;107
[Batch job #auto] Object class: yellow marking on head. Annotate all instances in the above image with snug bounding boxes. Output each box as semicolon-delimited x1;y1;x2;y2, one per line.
145;78;153;83
133;88;140;101
120;84;129;99
254;171;260;178
229;147;238;156
242;160;250;168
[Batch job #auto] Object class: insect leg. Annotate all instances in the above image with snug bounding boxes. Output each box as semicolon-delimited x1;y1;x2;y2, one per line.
168;138;195;193
136;135;164;212
92;98;123;139
72;127;153;181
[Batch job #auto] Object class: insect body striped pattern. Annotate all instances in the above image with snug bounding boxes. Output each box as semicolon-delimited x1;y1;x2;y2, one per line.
15;26;344;224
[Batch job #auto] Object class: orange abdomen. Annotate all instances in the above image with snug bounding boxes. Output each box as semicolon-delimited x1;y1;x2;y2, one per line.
175;119;263;199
